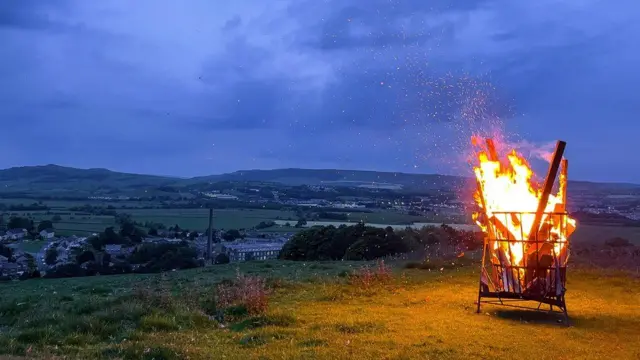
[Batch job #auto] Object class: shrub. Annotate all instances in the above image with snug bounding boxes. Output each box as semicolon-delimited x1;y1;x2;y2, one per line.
215;253;230;264
130;242;200;273
348;260;393;289
605;237;633;248
215;271;269;321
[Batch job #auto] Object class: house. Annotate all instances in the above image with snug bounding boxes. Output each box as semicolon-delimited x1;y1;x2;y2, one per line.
39;228;55;239
0;262;21;276
221;242;284;263
105;244;123;255
5;229;26;240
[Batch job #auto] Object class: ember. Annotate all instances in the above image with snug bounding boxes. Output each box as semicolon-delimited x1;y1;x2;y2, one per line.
472;137;576;324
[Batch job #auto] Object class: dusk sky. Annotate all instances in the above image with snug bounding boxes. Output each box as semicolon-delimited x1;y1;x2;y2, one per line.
1;0;639;182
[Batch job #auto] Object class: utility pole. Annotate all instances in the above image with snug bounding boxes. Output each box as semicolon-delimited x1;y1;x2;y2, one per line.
207;208;213;263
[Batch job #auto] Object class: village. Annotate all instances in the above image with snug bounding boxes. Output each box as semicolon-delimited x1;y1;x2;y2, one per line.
0;226;293;279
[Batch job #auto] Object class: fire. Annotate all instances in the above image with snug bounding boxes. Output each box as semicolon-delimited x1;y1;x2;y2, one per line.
471;136;576;294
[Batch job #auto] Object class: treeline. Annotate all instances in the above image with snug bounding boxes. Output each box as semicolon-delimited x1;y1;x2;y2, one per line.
44;241;201;279
280;224;482;261
69;204;118;216
0;203;49;211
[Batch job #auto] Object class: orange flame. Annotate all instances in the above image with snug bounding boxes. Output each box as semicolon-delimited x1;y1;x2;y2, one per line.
472;137;576;291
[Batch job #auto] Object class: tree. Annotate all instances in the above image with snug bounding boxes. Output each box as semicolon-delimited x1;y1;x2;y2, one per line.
76;250;95;264
214;253;230;264
0;244;13;259
45;248;58;266
148;228;158;236
51;215;62;223
222;229;242;241
115;213;133;225
38;220;54;232
119;222;145;243
7;217;32;230
255;221;276;230
295;219;307;228
188;231;199;240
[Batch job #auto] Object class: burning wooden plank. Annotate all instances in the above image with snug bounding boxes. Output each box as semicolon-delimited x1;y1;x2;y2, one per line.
527;140;566;241
485;138;499;162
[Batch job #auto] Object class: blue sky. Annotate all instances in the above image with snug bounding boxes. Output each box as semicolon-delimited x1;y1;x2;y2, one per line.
1;0;639;182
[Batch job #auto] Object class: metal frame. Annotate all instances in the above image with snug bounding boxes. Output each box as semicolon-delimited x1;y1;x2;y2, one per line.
475;211;571;325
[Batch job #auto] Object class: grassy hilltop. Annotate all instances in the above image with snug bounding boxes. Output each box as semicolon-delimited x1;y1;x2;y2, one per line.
0;259;638;359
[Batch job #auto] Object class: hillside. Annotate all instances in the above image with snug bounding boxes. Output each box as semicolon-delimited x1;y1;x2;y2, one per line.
0;164;639;196
0;260;638;359
191;168;469;190
0;164;179;196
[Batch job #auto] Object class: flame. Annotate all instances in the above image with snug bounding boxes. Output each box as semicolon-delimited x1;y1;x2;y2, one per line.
472;137;576;292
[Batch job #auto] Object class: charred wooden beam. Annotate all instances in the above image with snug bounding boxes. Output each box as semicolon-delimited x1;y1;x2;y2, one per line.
485;138;499;161
560;159;568;210
527;140;566;241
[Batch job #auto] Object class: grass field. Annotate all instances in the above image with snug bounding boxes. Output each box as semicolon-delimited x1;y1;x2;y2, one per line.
13;240;49;253
572;224;640;245
0;261;638;359
127;208;297;230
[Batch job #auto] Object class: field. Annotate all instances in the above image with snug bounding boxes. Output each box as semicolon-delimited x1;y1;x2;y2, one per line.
4;197;640;245
0;260;638;359
1;208;299;235
572;224;640;245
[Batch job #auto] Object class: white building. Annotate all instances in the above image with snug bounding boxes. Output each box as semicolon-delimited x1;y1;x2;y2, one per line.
40;229;55;239
221;242;284;262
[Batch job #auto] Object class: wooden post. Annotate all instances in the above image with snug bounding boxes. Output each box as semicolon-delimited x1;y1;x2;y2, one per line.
560;159;568;210
527;141;566;241
485;138;499;161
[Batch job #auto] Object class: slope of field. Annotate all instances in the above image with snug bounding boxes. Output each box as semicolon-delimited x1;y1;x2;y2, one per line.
0;261;638;359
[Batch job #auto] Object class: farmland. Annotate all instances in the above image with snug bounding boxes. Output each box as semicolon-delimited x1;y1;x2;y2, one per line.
0;260;638;359
1;208;299;236
3;196;640;247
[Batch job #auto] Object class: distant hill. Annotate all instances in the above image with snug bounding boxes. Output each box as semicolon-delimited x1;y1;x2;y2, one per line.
192;168;468;190
0;164;178;196
0;164;638;197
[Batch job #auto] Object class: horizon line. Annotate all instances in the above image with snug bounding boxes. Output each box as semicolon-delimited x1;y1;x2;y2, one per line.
0;163;638;186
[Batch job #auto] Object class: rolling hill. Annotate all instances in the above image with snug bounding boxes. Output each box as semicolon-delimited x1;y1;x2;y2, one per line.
0;164;638;196
0;164;179;196
190;168;468;190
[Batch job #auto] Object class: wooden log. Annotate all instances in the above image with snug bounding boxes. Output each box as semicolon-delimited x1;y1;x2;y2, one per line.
489;216;518;241
559;159;568;211
528;141;566;241
496;248;512;292
485;138;499;161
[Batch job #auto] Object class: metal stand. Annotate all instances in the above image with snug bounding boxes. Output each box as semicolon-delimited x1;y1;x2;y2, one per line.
475;211;571;326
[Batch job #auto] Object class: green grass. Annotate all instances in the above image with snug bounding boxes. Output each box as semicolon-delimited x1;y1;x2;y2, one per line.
0;261;638;359
572;224;640;245
128;208;297;230
14;240;49;253
347;210;468;225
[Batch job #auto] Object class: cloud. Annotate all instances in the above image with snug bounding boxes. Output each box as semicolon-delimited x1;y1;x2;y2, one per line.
0;0;639;181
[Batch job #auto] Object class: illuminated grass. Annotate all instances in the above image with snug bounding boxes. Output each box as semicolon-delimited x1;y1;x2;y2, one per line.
0;261;638;359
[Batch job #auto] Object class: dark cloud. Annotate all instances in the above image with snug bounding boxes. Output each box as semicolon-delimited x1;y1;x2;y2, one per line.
1;0;639;181
0;1;71;31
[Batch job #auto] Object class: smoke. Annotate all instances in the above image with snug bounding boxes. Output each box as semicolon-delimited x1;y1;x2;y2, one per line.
505;140;558;163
